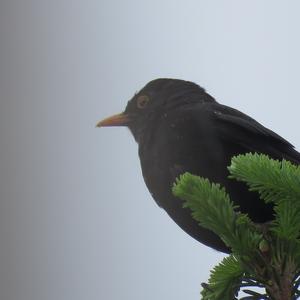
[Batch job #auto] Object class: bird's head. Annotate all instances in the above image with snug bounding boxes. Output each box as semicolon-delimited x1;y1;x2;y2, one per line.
96;78;215;142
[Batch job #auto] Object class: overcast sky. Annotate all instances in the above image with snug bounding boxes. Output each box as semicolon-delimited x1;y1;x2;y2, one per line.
1;1;300;300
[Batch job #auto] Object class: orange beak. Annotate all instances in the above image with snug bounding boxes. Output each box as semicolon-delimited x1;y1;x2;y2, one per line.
96;112;131;127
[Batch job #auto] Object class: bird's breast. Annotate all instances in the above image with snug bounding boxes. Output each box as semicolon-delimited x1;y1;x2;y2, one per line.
138;117;221;209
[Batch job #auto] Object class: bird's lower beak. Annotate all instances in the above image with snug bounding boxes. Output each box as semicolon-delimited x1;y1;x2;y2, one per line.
96;112;130;127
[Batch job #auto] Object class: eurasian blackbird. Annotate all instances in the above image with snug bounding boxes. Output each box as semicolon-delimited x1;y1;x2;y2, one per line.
97;78;300;253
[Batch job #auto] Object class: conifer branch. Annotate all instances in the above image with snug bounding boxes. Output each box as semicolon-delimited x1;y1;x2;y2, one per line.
173;153;300;299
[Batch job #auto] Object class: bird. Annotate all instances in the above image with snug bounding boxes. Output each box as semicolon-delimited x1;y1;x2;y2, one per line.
96;78;300;253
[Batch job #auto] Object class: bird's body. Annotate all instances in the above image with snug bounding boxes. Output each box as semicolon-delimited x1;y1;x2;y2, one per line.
98;79;300;253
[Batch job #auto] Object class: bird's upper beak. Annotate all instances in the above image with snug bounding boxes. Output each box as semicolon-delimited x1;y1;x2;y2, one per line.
96;112;131;127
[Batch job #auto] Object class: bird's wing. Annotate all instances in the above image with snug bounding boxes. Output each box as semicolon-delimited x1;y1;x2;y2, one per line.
210;103;300;164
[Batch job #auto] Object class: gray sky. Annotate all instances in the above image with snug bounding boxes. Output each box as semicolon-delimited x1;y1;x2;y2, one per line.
1;1;300;300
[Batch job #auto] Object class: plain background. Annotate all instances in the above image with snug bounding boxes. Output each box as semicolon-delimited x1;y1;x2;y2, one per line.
1;1;300;299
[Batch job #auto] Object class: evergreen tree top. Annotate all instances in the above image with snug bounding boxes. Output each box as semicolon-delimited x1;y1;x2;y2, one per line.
173;153;300;300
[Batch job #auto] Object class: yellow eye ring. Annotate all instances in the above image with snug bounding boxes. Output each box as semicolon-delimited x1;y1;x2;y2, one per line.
137;95;150;109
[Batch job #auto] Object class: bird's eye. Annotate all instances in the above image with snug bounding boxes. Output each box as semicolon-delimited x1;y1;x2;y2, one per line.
137;95;150;109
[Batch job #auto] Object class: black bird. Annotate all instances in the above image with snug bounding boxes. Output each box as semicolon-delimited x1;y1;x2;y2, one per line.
97;78;300;253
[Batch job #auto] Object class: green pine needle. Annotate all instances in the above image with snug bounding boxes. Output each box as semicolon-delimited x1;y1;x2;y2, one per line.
172;173;262;255
228;153;300;204
229;153;300;240
201;255;244;300
172;154;300;299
